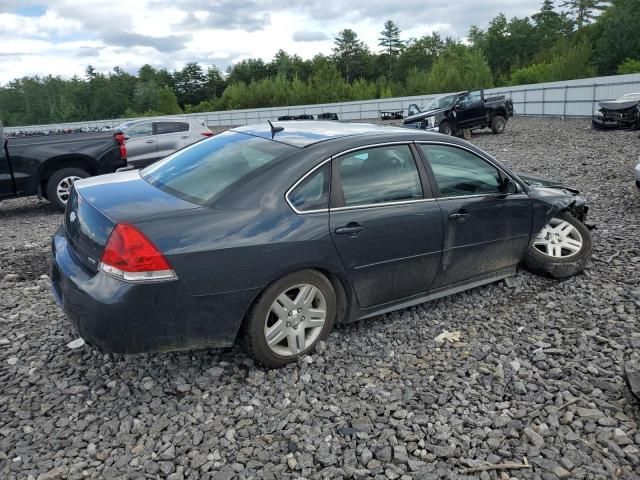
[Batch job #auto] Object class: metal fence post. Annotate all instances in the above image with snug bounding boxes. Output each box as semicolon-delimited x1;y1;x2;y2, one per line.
592;83;597;116
563;85;567;118
523;89;527;116
542;87;545;117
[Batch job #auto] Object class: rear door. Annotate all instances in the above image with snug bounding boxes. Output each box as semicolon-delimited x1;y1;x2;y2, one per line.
329;143;443;308
124;122;156;168
154;121;191;160
417;142;532;288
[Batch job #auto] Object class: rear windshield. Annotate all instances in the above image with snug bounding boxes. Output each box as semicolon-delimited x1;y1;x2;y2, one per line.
141;131;297;205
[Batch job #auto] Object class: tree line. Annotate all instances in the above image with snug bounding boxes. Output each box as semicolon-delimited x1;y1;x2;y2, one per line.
1;0;638;126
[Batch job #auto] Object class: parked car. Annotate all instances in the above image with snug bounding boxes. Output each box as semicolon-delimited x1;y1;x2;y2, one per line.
0;121;126;210
635;157;640;189
404;90;514;136
114;117;213;168
592;93;640;130
51;121;592;367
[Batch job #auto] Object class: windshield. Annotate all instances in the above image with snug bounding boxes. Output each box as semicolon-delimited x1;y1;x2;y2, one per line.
423;94;458;112
141;131;297;205
619;93;640;101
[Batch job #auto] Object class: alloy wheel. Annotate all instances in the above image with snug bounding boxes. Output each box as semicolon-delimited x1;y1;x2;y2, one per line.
533;218;584;258
56;176;81;204
264;283;327;357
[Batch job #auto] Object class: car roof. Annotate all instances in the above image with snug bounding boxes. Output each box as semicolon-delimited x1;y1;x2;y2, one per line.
231;121;415;147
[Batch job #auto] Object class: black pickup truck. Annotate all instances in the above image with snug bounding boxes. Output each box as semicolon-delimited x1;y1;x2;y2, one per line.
403;90;513;136
1;122;127;210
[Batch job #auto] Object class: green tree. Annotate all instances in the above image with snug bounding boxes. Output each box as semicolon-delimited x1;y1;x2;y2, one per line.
617;58;640;74
378;20;404;78
592;0;640;74
173;62;206;107
427;44;494;92
560;0;610;28
333;29;370;83
398;33;445;75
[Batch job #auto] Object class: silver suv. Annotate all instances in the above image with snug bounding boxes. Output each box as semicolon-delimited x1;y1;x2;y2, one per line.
115;117;213;168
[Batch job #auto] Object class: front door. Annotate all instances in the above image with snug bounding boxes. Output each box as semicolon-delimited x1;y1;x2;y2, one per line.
417;143;532;288
124;122;157;167
329;144;444;308
456;90;485;128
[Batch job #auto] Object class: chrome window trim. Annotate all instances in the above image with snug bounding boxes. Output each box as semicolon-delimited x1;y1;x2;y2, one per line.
414;140;526;198
331;197;436;212
285;141;416;215
285;158;332;215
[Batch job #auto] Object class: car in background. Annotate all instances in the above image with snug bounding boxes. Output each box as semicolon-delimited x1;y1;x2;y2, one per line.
592;93;640;130
1;121;126;210
404;90;513;136
635;156;640;189
51;121;593;367
115;117;213;168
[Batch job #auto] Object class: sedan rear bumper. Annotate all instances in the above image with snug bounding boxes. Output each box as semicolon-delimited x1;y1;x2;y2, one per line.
50;228;260;353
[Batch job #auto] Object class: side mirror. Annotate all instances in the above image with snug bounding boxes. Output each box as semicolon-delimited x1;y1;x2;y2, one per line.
501;177;518;194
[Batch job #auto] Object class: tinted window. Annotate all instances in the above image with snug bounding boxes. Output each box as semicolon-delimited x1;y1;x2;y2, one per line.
155;121;189;134
142;131;296;205
289;163;330;212
337;145;422;207
126;123;152;138
419;144;501;197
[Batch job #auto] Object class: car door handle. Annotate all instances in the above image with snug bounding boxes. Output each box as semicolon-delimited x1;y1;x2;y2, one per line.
180;135;189;139
145;139;154;144
335;223;365;236
449;211;470;222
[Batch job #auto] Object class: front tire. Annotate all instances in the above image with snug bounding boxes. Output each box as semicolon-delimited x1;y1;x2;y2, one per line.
491;115;506;134
46;168;89;211
522;212;592;279
244;270;336;368
439;121;453;136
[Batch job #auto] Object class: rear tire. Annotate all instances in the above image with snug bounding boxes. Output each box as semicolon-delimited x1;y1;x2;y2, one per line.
522;212;592;279
46;167;89;211
491;115;506;134
244;270;336;368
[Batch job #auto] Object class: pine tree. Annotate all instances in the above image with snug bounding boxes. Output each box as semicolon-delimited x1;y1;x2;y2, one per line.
560;0;610;28
378;20;404;78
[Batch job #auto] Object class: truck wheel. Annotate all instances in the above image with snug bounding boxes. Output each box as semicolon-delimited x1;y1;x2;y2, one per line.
439;121;453;136
491;116;506;134
522;212;592;279
46;168;89;211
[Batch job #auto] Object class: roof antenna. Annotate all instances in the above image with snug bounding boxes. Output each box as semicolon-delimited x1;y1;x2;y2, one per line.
268;120;284;140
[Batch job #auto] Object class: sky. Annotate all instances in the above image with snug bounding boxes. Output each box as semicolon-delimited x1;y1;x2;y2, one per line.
0;0;540;84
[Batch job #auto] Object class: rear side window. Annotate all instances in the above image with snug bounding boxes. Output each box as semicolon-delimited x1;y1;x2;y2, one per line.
142;131;296;205
155;122;189;134
288;163;330;212
419;144;502;197
336;145;422;207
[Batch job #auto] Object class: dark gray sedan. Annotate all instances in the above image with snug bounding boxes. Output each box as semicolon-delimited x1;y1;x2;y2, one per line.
51;122;592;367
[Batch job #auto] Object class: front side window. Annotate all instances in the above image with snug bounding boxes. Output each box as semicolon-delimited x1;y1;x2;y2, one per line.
288;163;330;212
142;131;296;205
336;145;423;207
126;123;153;138
419;144;502;197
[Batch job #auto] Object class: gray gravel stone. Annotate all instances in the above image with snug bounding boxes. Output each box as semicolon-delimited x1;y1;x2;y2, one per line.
1;118;639;480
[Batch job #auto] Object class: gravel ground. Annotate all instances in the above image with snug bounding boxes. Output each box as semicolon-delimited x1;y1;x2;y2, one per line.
1;117;639;480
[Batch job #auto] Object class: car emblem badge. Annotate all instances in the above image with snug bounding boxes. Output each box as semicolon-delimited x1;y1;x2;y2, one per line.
69;211;77;223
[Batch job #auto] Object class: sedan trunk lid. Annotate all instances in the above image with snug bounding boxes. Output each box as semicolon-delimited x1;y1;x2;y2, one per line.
64;170;200;273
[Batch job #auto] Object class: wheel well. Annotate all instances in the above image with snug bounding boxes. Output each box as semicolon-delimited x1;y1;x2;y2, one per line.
39;156;97;190
492;109;507;120
237;267;353;342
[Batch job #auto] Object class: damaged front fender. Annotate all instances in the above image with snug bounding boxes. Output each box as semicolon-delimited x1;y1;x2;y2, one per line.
528;186;590;237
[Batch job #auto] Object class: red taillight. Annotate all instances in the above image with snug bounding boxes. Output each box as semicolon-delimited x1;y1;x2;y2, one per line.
114;132;127;160
99;223;175;282
201;131;214;137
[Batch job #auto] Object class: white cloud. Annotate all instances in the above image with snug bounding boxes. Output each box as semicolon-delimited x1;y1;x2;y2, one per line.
0;0;539;84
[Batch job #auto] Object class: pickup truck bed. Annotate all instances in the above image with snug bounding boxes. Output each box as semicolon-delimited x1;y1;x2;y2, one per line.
1;124;127;210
